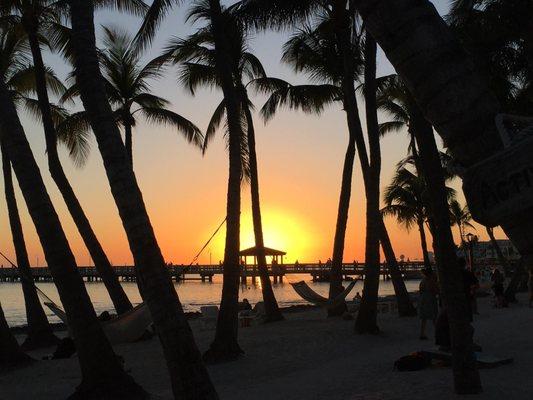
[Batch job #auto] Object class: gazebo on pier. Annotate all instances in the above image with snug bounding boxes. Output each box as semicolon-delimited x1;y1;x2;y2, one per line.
239;246;286;265
239;246;287;283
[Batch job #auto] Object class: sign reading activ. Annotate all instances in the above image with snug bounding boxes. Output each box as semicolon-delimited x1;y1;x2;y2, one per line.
463;136;533;227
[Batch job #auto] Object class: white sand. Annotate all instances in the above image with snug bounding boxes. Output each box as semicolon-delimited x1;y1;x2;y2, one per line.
2;294;532;400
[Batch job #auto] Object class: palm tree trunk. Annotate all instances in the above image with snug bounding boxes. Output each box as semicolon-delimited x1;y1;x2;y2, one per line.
411;106;482;394
328;0;372;320
241;89;283;322
203;0;244;363
355;35;382;334
486;227;508;267
124;122;133;167
1;144;58;350
379;218;417;316
0;79;142;398
327;122;356;317
25;27;132;315
0;302;33;371
68;2;218;398
418;218;431;268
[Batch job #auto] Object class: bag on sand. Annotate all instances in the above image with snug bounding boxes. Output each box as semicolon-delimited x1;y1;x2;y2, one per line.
394;352;431;371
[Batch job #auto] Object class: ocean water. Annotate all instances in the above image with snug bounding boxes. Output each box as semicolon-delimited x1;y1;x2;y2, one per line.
0;274;421;327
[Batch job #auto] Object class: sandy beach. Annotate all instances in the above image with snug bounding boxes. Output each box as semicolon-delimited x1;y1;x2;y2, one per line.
2;294;532;400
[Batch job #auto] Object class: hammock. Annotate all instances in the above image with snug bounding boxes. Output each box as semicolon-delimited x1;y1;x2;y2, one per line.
290;280;357;309
44;301;152;345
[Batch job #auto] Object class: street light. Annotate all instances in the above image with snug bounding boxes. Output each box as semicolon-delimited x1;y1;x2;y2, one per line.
465;233;478;271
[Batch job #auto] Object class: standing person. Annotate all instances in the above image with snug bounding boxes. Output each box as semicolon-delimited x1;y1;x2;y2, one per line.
527;265;533;308
418;268;439;340
491;267;505;308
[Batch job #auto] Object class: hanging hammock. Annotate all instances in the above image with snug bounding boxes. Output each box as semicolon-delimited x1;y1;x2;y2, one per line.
290;280;357;309
43;301;152;345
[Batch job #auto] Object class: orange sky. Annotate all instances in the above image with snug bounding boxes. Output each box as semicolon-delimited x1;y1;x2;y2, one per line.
0;2;507;267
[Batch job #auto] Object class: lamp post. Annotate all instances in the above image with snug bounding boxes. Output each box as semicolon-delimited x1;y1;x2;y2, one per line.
465;233;478;271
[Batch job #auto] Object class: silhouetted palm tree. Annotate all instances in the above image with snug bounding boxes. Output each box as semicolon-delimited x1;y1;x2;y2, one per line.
0;0;134;315
0;45;143;400
68;1;219;397
60;26;203;169
383;158;456;267
0;25;59;350
162;10;283;322
449;200;474;247
0;302;33;371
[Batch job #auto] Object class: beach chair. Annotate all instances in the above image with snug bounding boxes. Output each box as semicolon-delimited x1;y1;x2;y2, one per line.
200;306;219;329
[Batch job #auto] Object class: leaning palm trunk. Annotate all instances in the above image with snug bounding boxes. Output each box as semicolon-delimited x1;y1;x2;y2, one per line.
379;218;417;316
411;107;482;394
327;0;371;320
327;122;356;317
68;2;218;398
1;145;58;350
0;80;142;398
417;218;431;268
203;0;244;362
242;90;283;322
25;28;132;315
486;227;509;269
0;302;33;371
355;36;381;334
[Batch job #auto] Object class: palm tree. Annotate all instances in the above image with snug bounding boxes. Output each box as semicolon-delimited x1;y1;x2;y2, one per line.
383;165;433;268
162;10;283;322
2;149;59;350
60;26;203;169
0;26;59;350
138;0;248;362
449;200;474;247
0;302;33;371
251;11;414;318
341;0;517;393
0;0;133;315
0;48;143;400
68;0;218;396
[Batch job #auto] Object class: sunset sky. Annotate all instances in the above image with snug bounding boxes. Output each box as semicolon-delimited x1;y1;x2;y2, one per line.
0;0;506;267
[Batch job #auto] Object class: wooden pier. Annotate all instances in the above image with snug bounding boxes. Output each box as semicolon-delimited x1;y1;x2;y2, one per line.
0;262;426;284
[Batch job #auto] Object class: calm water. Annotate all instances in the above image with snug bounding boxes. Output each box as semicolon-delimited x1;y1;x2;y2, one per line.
0;274;420;327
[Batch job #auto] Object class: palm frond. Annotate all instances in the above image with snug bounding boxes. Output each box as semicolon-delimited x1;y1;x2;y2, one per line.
177;62;219;95
378;120;405;136
140;107;204;149
260;83;341;122
134;0;182;50
204;98;226;153
55;110;93;168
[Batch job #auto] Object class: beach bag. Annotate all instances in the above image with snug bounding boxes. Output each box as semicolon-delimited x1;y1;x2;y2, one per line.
394;352;431;371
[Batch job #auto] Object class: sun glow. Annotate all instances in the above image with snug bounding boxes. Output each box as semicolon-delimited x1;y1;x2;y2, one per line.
206;208;316;264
